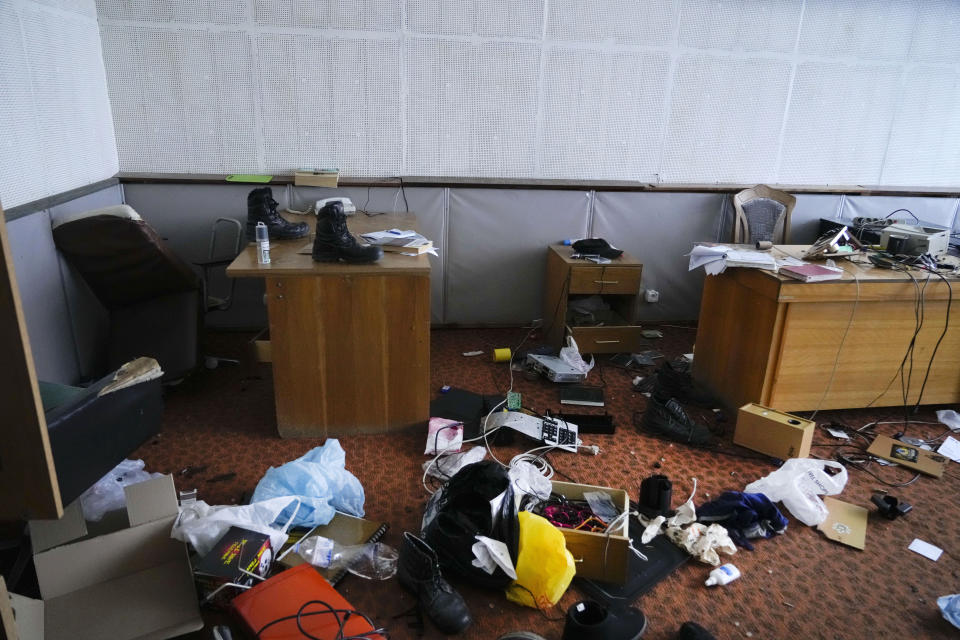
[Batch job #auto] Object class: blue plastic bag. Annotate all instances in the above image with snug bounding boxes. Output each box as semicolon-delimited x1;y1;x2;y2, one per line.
939;594;960;629
251;439;365;528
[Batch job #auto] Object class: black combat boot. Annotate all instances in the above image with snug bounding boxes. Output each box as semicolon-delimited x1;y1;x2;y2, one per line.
246;187;309;242
641;391;712;445
562;600;647;640
653;360;716;407
397;532;471;635
312;201;383;263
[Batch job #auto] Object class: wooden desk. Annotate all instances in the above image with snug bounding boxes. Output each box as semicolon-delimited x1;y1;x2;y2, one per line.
692;247;960;412
228;214;430;437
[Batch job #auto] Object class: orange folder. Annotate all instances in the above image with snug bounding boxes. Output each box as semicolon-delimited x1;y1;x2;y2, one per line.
232;564;386;639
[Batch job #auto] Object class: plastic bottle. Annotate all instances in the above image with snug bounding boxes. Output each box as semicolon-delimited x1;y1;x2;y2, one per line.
255;222;270;264
295;536;399;580
705;563;740;586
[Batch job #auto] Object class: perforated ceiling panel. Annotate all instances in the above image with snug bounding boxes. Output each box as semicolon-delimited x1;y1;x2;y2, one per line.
0;0;117;209
92;0;960;187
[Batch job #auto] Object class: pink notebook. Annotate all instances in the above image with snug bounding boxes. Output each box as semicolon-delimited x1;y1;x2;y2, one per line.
779;263;843;282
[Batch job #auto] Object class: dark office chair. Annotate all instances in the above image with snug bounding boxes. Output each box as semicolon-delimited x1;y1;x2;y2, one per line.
732;184;796;245
194;217;243;369
51;205;202;382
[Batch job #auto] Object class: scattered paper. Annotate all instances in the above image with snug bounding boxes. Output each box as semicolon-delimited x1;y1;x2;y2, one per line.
826;428;851;440
937;436;960;463
687;244;778;274
909;538;943;561
361;228;415;241
471;536;517;579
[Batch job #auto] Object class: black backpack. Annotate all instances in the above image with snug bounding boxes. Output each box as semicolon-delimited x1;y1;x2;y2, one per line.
422;461;519;589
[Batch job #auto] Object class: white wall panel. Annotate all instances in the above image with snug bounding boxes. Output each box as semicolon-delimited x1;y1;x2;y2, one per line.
799;0;918;61
254;0;399;30
97;0;246;24
101;26;256;173
780;62;900;185
258;35;402;175
0;0;117;209
910;1;960;63
539;49;669;179
662;55;792;183
92;0;960;188
882;67;960;187
405;39;539;177
678;0;802;53
407;0;543;38
547;0;678;45
842;196;959;229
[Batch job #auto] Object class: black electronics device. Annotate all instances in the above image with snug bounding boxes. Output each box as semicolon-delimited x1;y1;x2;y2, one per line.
576;511;688;607
557;412;615;434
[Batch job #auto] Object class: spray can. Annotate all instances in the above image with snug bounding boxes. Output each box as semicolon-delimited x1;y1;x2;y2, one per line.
705;563;740;586
255;222;270;264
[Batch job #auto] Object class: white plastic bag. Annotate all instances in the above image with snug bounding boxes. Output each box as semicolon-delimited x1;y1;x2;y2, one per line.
171;496;301;557
559;336;594;374
744;458;848;526
79;459;162;521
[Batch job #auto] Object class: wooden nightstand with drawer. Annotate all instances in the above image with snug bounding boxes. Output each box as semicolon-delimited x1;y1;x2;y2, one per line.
543;244;644;353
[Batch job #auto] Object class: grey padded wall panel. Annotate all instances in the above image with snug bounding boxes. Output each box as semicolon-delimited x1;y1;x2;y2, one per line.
592;192;724;322
0;0;118;209
255;0;400;30
911;1;960;63
841;196;959;229
790;194;844;243
445;189;590;326
8;211;82;384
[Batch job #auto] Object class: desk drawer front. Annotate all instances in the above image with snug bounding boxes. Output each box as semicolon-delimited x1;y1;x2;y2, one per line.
569;267;642;294
569;326;646;353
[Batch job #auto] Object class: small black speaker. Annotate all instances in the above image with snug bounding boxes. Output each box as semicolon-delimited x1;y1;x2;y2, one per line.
638;474;674;519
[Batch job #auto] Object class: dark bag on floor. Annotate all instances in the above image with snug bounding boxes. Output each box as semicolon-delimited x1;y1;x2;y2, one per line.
422;461;519;589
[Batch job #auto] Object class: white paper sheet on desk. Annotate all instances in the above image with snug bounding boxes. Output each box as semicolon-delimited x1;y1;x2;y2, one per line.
688;245;730;271
361;229;416;241
937;436;960;463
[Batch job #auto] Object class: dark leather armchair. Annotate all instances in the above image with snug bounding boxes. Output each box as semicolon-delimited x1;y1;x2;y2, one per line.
39;357;163;507
51;205;201;382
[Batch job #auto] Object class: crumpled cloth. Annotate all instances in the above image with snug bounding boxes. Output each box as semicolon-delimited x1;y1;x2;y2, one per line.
697;491;788;550
637;478;737;566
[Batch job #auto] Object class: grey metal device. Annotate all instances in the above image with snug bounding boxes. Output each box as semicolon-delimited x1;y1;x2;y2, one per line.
526;354;587;383
879;223;949;258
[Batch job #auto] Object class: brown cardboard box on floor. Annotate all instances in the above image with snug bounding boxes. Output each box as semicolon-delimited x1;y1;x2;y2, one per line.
549;480;630;584
4;475;203;640
734;403;814;460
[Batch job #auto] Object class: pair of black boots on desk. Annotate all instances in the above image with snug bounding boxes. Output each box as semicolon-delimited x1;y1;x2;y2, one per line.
246;187;382;263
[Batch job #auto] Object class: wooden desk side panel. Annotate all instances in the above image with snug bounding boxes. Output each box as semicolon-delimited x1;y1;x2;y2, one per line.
544;247;568;347
769;299;960;411
267;277;329;438
692;273;784;411
0;211;62;520
267;274;430;437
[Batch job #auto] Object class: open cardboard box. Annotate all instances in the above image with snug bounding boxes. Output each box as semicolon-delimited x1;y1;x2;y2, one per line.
550;480;630;584
2;475;203;640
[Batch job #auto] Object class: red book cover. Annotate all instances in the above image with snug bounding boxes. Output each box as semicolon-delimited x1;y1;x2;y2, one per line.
779;263;843;282
232;564;386;640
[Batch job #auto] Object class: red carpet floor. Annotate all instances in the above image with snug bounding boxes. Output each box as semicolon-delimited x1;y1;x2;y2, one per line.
139;326;960;640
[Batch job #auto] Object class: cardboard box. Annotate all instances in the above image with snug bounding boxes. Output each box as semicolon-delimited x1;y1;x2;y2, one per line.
5;475;203;640
734;403;814;460
549;480;630;584
866;435;946;478
293;170;338;187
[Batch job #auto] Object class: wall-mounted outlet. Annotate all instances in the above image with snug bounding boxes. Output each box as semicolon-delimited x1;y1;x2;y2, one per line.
645;289;660;303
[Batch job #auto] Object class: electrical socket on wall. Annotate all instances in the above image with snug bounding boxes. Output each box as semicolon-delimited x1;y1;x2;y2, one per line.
644;289;660;303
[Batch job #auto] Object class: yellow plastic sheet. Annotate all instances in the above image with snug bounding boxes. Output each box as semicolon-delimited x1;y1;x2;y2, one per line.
506;511;575;609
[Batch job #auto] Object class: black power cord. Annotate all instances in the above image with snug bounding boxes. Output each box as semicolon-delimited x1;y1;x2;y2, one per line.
255;599;388;640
